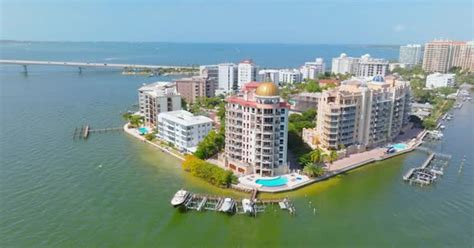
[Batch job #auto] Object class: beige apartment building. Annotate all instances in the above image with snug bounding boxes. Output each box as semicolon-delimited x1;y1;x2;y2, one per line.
224;82;289;176
314;75;411;151
422;40;473;73
175;76;217;104
138;82;182;128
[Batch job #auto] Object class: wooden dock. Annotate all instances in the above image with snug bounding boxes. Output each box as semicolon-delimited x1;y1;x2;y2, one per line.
73;125;122;140
403;148;451;186
174;190;295;217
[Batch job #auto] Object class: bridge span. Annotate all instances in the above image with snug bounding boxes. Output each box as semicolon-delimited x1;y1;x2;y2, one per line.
0;59;195;73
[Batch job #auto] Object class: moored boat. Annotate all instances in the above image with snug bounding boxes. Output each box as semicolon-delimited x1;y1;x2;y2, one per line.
242;199;254;214
171;189;189;207
219;198;235;212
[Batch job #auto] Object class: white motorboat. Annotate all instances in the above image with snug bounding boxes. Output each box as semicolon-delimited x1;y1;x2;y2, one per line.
439;125;446;130
242;199;254;214
219;198;235;212
171;189;189;207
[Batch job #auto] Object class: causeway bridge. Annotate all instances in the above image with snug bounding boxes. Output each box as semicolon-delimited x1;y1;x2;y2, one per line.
0;59;195;73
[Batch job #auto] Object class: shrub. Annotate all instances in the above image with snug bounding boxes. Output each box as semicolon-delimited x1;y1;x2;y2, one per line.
182;155;237;187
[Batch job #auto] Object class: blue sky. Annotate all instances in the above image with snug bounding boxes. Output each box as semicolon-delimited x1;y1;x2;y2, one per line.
1;0;472;44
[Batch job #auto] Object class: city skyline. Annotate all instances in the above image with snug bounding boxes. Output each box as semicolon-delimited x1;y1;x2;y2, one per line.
1;0;472;44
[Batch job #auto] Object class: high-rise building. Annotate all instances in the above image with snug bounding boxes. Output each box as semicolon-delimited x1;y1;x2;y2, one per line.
356;54;389;77
199;64;218;80
224;82;289;176
217;63;238;94
422;40;474;73
238;60;258;88
279;69;302;84
314;75;411;150
157;110;213;153
331;53;360;75
399;44;423;65
138;82;182;127
300;58;325;80
257;69;280;85
175;76;216;103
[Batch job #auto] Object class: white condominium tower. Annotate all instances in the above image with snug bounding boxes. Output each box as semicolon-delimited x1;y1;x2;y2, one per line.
399;44;423;65
300;58;325;80
238;60;258;88
357;54;389;77
157;110;213;153
422;40;473;73
217;63;238;94
138;82;182;127
331;53;360;75
315;75;411;150
278;69;302;84
224;82;289;176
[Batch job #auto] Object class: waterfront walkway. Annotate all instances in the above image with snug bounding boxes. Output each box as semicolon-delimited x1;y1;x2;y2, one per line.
239;127;426;193
123;124;184;161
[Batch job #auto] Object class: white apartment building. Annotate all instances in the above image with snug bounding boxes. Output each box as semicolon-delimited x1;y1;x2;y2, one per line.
238;60;258;88
257;69;280;85
157;110;213;153
300;58;325;80
217;63;238;94
314;75;411;151
426;73;455;88
138;82;182;128
357;54;389;77
399;44;423;65
331;53;360;75
279;69;302;84
224;82;289;176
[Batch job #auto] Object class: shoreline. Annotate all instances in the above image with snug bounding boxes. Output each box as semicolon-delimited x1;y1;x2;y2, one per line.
123;123;185;161
124;121;429;194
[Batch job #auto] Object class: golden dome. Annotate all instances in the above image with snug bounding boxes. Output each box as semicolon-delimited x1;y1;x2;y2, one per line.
255;82;279;96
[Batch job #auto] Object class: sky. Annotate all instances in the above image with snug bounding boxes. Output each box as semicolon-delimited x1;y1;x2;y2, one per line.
0;0;473;44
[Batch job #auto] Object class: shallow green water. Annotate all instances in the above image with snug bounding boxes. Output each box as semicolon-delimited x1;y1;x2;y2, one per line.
1;68;473;247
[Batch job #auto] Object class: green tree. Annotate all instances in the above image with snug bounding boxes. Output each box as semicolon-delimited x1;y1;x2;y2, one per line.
303;163;325;178
304;80;322;93
194;130;225;159
422;117;437;130
328;150;338;164
144;133;155;141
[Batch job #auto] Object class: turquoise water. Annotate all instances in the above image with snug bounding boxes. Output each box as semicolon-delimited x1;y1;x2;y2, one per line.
138;127;148;135
256;176;289;187
393;143;408;151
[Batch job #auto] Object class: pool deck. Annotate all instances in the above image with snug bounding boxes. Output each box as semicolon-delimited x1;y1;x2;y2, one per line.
238;128;427;193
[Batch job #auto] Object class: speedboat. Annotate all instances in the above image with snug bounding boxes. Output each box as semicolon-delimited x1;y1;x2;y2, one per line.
219;198;235;212
171;189;189;207
242;199;254;214
439;125;446;130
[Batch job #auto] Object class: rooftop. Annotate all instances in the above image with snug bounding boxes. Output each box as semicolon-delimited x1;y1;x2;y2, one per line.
158;110;213;126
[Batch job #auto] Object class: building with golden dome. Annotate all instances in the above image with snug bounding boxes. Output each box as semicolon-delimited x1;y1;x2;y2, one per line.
224;82;289;177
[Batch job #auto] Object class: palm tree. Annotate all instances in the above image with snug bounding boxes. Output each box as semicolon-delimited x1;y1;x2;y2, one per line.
303;163;326;178
328;150;338;164
309;149;322;163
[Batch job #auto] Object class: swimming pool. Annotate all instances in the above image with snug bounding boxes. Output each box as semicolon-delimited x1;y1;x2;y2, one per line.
392;143;408;151
138;127;149;135
255;176;288;187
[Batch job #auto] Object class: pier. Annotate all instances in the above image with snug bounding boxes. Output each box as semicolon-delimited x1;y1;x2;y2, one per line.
175;190;295;217
403;147;451;186
73;125;123;140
